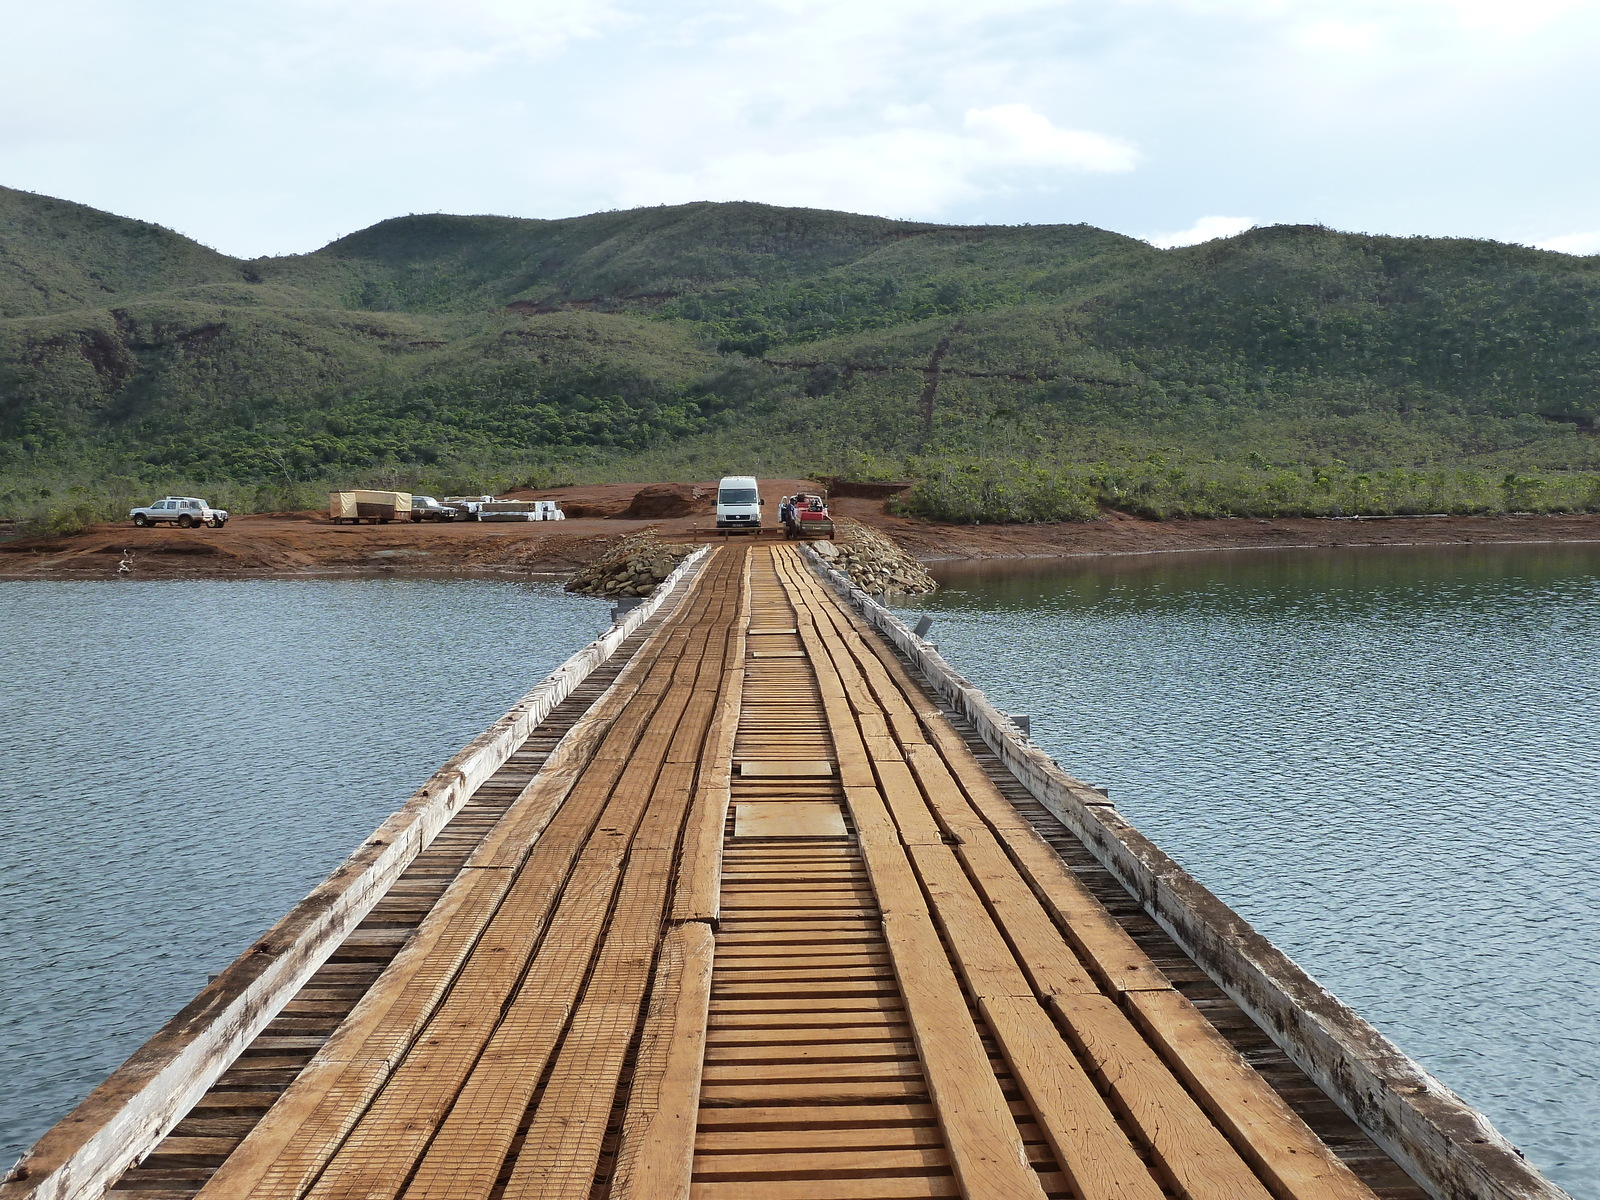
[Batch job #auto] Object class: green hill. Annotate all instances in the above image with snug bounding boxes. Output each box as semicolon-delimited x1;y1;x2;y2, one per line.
3;184;1598;526
0;189;245;317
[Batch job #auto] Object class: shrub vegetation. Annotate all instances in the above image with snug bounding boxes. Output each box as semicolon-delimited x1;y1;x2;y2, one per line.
3;186;1600;526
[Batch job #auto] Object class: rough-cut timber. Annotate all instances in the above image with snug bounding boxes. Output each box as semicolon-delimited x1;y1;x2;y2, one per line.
4;544;1569;1200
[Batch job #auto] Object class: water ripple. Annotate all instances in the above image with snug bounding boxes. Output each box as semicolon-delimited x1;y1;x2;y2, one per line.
0;577;605;1166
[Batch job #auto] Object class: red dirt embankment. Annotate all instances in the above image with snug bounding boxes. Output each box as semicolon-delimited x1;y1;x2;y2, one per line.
3;479;1598;580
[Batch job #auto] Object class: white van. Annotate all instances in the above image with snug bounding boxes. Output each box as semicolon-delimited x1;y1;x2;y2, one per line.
716;475;763;533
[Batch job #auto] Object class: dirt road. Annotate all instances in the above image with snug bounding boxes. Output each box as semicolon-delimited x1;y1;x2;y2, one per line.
3;479;1598;580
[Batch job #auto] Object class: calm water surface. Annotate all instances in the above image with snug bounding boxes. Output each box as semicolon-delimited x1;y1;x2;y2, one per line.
0;578;605;1166
902;544;1600;1195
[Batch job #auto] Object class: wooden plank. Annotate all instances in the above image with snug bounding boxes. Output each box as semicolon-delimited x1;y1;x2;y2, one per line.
771;551;1049;1200
690;1177;959;1200
706;1023;912;1041
610;923;717;1200
883;842;1165;1200
720;899;871;916
691;1146;949;1175
702;1060;923;1083
192;867;509;1199
716;947;889;966
699;1081;929;1105
704;974;894;994
414;558;743;1200
719;929;879;942
1124;989;1379;1200
799;597;1128;1004
738;760;835;777
310;861;624;1200
704;1041;917;1062
671;548;748;923
694;1103;940;1127
1048;992;1276;1200
721;871;869;884
821;590;1171;995
696;1125;942;1151
807;567;1357;1194
709;996;902;1014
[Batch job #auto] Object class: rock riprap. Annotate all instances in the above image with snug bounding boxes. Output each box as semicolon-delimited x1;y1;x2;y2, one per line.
565;530;696;597
808;519;936;595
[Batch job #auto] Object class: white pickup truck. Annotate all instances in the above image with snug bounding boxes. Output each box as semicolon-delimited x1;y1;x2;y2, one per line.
130;497;229;528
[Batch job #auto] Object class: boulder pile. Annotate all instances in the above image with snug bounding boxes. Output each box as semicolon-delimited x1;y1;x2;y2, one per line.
565;530;696;598
808;518;936;595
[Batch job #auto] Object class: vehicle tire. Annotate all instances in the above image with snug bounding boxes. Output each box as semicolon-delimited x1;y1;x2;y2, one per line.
411;513;422;522
178;514;195;528
207;517;221;528
133;513;149;527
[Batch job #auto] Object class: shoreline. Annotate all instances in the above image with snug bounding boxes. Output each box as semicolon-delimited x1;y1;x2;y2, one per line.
917;535;1600;564
6;527;1598;583
3;478;1599;581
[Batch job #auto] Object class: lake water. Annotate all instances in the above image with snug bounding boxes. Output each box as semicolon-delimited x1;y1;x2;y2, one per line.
2;550;1596;1194
0;578;606;1168
901;544;1600;1196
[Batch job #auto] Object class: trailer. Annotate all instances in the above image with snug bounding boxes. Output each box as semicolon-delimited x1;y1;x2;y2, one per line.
329;490;413;524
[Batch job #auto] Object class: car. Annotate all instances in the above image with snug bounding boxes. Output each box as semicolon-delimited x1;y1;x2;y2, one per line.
715;475;763;533
409;495;458;522
130;497;229;528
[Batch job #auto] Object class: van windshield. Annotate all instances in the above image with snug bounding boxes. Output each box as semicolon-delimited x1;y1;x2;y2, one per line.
719;488;758;504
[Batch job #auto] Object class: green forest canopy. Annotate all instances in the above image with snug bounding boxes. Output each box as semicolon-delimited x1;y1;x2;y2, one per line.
2;184;1598;523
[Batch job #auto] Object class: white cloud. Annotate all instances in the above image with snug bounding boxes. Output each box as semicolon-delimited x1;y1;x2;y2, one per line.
1537;231;1600;256
1157;0;1582;40
1146;216;1256;248
251;0;627;82
963;105;1139;172
611;107;1135;217
4;0;1600;254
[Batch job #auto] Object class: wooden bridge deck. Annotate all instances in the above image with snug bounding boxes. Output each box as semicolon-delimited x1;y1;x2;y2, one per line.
11;542;1443;1200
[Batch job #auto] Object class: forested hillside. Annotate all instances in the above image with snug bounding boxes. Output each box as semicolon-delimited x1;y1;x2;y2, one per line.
3;185;1599;525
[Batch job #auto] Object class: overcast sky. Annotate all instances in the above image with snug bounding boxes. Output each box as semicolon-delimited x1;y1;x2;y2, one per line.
2;0;1598;259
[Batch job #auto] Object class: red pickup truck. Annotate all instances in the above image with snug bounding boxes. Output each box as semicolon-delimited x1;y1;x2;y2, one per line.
780;494;834;539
